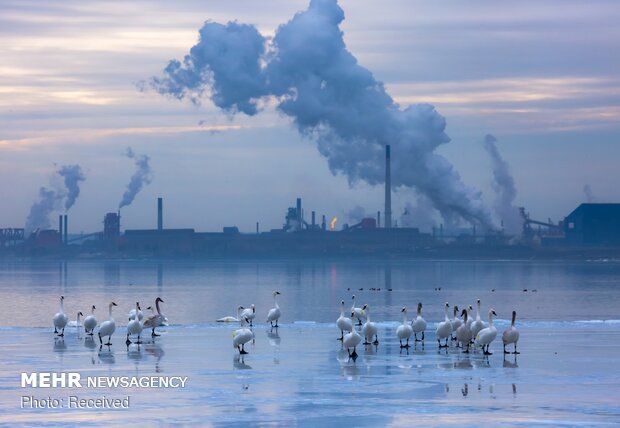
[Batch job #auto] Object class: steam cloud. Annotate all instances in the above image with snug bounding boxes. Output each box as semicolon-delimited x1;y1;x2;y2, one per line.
119;147;153;209
58;164;86;211
483;134;521;235
25;164;86;234
148;0;492;228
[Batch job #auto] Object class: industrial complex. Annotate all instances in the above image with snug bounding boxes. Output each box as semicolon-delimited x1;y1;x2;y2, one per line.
2;146;620;259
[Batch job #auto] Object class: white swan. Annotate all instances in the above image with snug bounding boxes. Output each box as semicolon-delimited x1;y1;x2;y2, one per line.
396;306;413;348
53;296;69;337
351;295;366;326
466;305;474;328
411;302;426;342
216;315;239;323
336;300;353;340
240;304;256;327
342;310;362;357
470;299;487;340
266;291;281;327
502;310;520;354
435;302;452;348
475;309;498;355
143;297;166;337
98;302;118;346
126;302;143;346
455;308;472;352
83;305;97;336
361;304;378;345
128;305;143;322
233;306;254;354
69;311;83;328
450;305;462;340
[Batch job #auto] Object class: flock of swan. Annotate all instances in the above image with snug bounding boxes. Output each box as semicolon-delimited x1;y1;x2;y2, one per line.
53;295;168;347
338;296;520;358
53;291;520;358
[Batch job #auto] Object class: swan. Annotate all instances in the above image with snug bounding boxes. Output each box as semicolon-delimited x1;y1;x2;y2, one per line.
126;302;143;346
396;306;413;348
342;310;362;357
266;291;281;327
240;304;256;326
128;305;143;322
475;309;498;355
53;296;69;337
361;304;378;345
466;305;474;328
143;297;166;337
233;306;254;354
336;300;353;340
69;311;84;328
435;302;452;348
351;295;366;326
502;310;520;354
455;309;472;352
98;302;118;346
216;315;239;323
411;302;427;342
470;299;487;340
83;305;97;336
450;305;462;340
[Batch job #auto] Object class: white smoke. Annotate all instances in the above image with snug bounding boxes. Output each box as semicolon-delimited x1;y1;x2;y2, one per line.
400;194;438;232
57;164;85;211
119;147;153;209
147;0;493;228
483;134;522;235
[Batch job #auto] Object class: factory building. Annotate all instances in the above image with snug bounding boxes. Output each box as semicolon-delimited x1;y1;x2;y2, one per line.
564;203;620;246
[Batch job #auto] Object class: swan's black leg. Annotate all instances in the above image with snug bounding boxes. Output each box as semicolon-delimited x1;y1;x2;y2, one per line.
98;332;103;345
422;332;425;341
151;328;160;337
513;343;520;354
373;334;379;345
126;333;131;346
504;344;509;354
338;330;344;341
137;334;142;345
59;327;64;337
106;334;112;346
54;327;58;334
240;344;248;354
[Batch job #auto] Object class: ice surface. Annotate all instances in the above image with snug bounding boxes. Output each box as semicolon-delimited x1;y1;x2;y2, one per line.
0;323;619;426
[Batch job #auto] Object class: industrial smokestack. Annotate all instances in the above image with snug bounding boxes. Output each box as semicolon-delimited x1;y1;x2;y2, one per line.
63;215;68;244
377;211;381;228
311;211;316;227
157;197;163;230
296;198;302;227
385;145;392;229
321;215;326;231
59;215;63;241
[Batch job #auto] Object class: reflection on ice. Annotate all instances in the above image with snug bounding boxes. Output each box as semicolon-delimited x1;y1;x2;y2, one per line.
233;355;252;370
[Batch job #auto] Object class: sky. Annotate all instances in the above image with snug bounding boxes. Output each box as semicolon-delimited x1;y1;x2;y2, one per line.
1;0;619;234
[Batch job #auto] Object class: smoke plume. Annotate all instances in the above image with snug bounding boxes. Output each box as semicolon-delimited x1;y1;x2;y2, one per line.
58;164;85;211
119;147;153;209
25;187;61;234
483;134;522;235
148;0;493;228
400;194;438;232
583;184;596;203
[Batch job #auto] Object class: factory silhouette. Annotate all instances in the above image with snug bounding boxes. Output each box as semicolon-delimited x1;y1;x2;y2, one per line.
2;145;620;259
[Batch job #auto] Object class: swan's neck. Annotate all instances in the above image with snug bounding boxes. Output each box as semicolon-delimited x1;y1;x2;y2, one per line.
444;306;449;322
108;304;113;319
463;312;468;324
76;313;81;323
476;302;481;321
488;313;494;327
402;312;407;324
91;306;95;315
156;300;161;315
511;312;516;327
274;295;279;309
417;306;421;317
60;299;65;313
365;309;371;323
351;297;355;310
340;304;345;317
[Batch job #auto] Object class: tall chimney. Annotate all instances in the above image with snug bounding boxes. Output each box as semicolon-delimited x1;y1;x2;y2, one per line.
321;215;326;231
256;222;259;234
377;211;381;228
157;197;163;230
311;211;316;227
59;215;63;242
63;215;68;244
384;145;392;228
296;198;302;227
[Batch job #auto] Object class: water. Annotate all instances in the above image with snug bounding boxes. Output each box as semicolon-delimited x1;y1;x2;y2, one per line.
1;260;619;425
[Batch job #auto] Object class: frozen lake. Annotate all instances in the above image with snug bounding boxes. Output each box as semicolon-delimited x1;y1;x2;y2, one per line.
1;260;619;425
